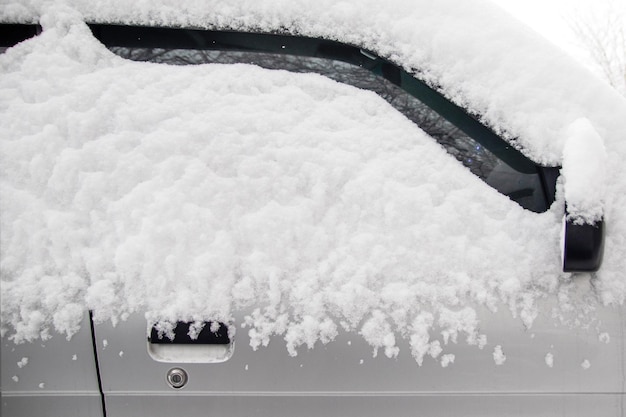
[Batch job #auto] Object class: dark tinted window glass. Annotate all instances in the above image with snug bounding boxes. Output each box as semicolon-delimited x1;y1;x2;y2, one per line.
0;24;39;53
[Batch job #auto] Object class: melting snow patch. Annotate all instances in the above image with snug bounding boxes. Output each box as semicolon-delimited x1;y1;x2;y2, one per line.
545;353;554;368
581;359;591;370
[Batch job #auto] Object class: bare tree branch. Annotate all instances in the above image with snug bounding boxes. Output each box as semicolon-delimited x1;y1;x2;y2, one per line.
567;0;626;96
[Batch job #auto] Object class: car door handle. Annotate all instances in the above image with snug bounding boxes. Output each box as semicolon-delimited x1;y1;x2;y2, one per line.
147;321;234;363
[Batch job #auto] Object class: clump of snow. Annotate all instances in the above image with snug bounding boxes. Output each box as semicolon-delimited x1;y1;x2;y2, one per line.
0;2;625;365
561;119;607;225
440;354;455;368
439;307;480;346
187;322;205;340
598;332;610;344
581;359;591;370
545;352;553;368
12;375;19;382
360;311;399;359
38;382;45;389
492;345;506;365
409;312;438;366
428;341;443;359
285;316;338;356
17;357;28;368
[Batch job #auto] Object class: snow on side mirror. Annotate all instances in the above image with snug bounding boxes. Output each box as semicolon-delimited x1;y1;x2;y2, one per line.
561;119;606;272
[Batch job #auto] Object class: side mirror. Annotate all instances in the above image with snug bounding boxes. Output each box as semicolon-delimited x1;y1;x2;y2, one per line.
560;119;606;273
562;215;604;272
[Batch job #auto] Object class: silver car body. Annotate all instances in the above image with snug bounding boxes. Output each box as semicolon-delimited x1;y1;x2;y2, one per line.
3;294;625;416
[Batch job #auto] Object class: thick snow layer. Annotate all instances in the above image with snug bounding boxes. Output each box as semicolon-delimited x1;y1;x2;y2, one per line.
2;0;626;165
561;118;607;225
492;345;506;365
1;3;625;362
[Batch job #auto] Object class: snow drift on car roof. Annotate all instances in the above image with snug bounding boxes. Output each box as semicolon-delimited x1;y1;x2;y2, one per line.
1;0;625;165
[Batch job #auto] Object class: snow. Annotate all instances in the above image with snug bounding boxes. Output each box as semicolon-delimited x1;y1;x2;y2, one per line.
492;345;506;365
561;118;607;224
440;354;455;368
17;357;28;368
360;310;399;358
581;359;591;369
598;332;610;343
0;0;625;365
545;352;554;368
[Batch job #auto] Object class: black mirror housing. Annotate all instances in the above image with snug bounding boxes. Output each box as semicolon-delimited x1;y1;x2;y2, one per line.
562;217;605;272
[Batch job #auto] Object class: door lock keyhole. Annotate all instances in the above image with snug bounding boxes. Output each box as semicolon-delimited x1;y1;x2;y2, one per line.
166;368;188;389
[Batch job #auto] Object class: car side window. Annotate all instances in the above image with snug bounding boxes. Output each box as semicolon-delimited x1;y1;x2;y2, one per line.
0;23;557;212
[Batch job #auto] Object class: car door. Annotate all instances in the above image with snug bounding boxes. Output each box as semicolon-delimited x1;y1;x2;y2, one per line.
93;304;625;417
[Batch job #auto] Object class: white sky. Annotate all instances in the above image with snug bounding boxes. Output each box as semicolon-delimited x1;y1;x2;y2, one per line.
489;0;623;67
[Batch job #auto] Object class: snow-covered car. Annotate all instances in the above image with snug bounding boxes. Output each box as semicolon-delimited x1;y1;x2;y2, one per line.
1;1;624;416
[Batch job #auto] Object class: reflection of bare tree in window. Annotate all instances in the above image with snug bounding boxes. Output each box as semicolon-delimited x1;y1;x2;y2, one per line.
111;47;498;179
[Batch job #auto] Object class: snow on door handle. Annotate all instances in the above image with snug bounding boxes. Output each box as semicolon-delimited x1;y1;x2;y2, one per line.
147;321;234;363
